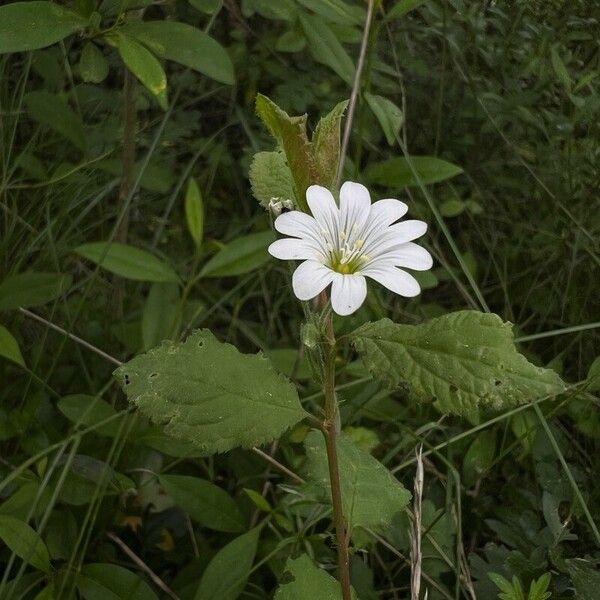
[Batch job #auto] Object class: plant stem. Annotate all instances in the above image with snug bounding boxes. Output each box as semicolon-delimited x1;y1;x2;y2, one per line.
322;311;352;600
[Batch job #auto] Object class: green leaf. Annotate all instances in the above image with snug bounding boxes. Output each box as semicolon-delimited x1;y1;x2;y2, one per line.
0;1;87;54
0;515;51;573
0;325;25;367
25;91;86;151
116;33;168;109
194;527;260;600
188;0;222;14
243;488;272;512
57;394;123;437
462;430;496;485
113;329;308;454
295;0;364;26
385;0;428;20
304;430;410;532
77;563;159;600
365;156;463;187
566;559;600;600
121;21;234;85
249;151;296;209
586;355;600;392
79;42;109;84
275;554;356;599
440;198;466;217
75;241;179;283
255;94;316;211
185;178;204;249
275;30;306;53
159;474;245;533
312;100;348;189
0;271;71;311
244;0;297;21
365;93;403;146
299;14;355;84
550;45;571;92
200;231;275;278
351;311;567;419
142;282;181;350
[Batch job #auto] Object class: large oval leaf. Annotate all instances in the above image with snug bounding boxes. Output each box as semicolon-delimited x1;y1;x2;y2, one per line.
121;21;234;85
159;474;245;532
0;272;71;311
0;1;86;54
200;231;275;278
304;430;410;532
113;329;308;454
75;242;179;283
0;515;51;573
351;311;567;419
365;156;463;187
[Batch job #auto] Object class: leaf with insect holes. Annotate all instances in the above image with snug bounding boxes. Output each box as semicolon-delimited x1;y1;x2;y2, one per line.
304;430;410;532
114;330;308;455
351;311;567;420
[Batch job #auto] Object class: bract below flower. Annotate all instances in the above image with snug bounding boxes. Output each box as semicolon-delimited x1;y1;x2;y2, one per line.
268;181;433;315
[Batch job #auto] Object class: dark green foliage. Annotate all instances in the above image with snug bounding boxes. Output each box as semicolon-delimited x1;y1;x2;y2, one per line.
0;0;598;598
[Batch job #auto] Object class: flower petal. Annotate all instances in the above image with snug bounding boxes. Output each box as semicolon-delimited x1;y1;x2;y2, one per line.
292;260;335;300
369;242;433;271
273;211;327;255
268;238;321;261
339;181;371;237
362;219;428;258
362;265;421;297
330;273;367;316
306;185;339;240
369;198;408;227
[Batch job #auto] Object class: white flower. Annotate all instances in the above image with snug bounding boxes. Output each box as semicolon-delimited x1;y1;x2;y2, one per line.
268;181;433;316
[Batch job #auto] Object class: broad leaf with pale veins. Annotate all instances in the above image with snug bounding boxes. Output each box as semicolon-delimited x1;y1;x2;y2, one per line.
351;311;567;419
114;330;308;454
304;430;410;532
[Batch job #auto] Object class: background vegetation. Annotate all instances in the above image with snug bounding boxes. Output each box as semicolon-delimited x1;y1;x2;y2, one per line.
1;0;599;598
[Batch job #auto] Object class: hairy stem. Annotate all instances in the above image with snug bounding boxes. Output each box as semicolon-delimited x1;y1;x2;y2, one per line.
322;311;352;600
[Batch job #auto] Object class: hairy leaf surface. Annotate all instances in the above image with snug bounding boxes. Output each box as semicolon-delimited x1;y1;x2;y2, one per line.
351;311;567;418
304;430;410;532
114;330;308;454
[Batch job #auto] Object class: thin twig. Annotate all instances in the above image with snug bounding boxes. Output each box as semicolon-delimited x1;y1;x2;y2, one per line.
19;308;123;367
106;532;180;600
410;445;424;600
251;446;305;484
336;0;376;187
